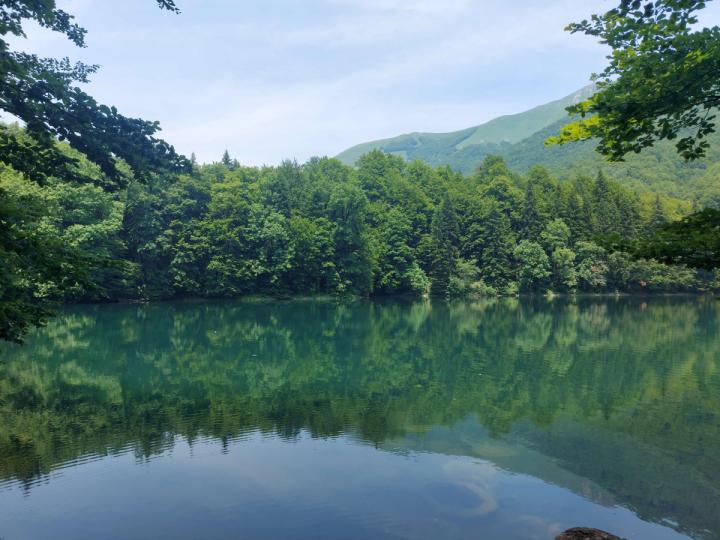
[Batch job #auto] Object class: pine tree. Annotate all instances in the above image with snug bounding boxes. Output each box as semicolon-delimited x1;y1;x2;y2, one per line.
328;183;373;295
429;194;459;297
479;202;516;290
221;150;232;168
564;191;592;241
520;181;544;240
617;192;641;240
646;194;668;235
591;171;620;236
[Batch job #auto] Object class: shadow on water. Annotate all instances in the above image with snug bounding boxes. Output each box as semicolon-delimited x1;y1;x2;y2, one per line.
0;297;718;539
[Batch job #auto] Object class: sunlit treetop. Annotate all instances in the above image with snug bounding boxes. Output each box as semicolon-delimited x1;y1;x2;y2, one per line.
548;0;720;161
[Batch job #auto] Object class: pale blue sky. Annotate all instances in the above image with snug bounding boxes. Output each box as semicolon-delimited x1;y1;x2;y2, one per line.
14;0;720;165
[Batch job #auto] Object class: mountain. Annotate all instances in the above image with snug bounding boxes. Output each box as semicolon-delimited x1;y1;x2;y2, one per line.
336;86;596;169
336;87;720;206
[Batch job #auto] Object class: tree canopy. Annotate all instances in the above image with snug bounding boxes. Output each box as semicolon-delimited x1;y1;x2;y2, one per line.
1;0;719;344
0;0;188;342
549;0;720;161
0;0;188;184
639;208;720;269
4;144;716;342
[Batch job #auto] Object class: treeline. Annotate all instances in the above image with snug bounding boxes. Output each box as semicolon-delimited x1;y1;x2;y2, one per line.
2;140;718;307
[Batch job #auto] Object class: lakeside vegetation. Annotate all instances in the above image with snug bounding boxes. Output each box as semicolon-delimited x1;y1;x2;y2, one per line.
2;0;720;343
3;140;718;314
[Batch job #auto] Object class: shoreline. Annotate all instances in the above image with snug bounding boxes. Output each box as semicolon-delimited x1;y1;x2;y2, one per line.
59;290;717;309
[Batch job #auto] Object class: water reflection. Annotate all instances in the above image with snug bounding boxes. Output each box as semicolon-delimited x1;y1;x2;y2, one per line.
0;298;718;539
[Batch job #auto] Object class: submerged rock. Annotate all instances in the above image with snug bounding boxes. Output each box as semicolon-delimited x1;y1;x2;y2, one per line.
555;528;623;540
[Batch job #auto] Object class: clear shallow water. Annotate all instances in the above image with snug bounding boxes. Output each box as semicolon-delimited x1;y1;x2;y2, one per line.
0;298;718;540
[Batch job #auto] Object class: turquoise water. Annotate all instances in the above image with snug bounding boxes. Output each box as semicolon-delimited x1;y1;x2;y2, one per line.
0;298;718;539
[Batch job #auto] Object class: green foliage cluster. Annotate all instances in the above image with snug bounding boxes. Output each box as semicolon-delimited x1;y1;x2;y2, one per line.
3;142;717;342
552;0;720;161
638;207;720;269
0;1;188;185
0;0;187;342
506;118;720;206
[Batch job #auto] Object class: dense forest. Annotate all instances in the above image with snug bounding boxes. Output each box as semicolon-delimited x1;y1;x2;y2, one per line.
2;0;720;343
2;124;718;322
0;130;715;307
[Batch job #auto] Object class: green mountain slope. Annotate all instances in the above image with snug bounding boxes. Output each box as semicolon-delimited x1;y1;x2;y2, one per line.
336;87;720;205
457;86;595;148
336;86;595;167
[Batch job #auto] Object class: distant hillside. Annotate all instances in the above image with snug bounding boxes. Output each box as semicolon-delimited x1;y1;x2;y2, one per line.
336;87;720;206
336;86;595;168
501;118;720;205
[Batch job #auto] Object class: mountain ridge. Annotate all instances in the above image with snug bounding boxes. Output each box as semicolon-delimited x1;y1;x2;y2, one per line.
336;85;596;167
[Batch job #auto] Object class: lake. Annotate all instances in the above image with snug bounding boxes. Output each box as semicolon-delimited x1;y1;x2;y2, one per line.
0;298;718;540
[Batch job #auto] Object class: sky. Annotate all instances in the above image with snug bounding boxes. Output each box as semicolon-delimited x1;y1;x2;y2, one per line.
13;0;720;165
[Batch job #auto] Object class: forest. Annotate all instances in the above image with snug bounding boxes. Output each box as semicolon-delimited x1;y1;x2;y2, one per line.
2;0;720;343
2;126;718;325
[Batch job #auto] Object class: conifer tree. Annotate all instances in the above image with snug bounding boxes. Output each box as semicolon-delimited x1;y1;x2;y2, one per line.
646;195;668;235
592;172;621;236
479;202;516;290
520;181;544;240
429;194;459;297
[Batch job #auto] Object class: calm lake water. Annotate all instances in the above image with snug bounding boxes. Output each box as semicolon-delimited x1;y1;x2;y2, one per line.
0;298;718;540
